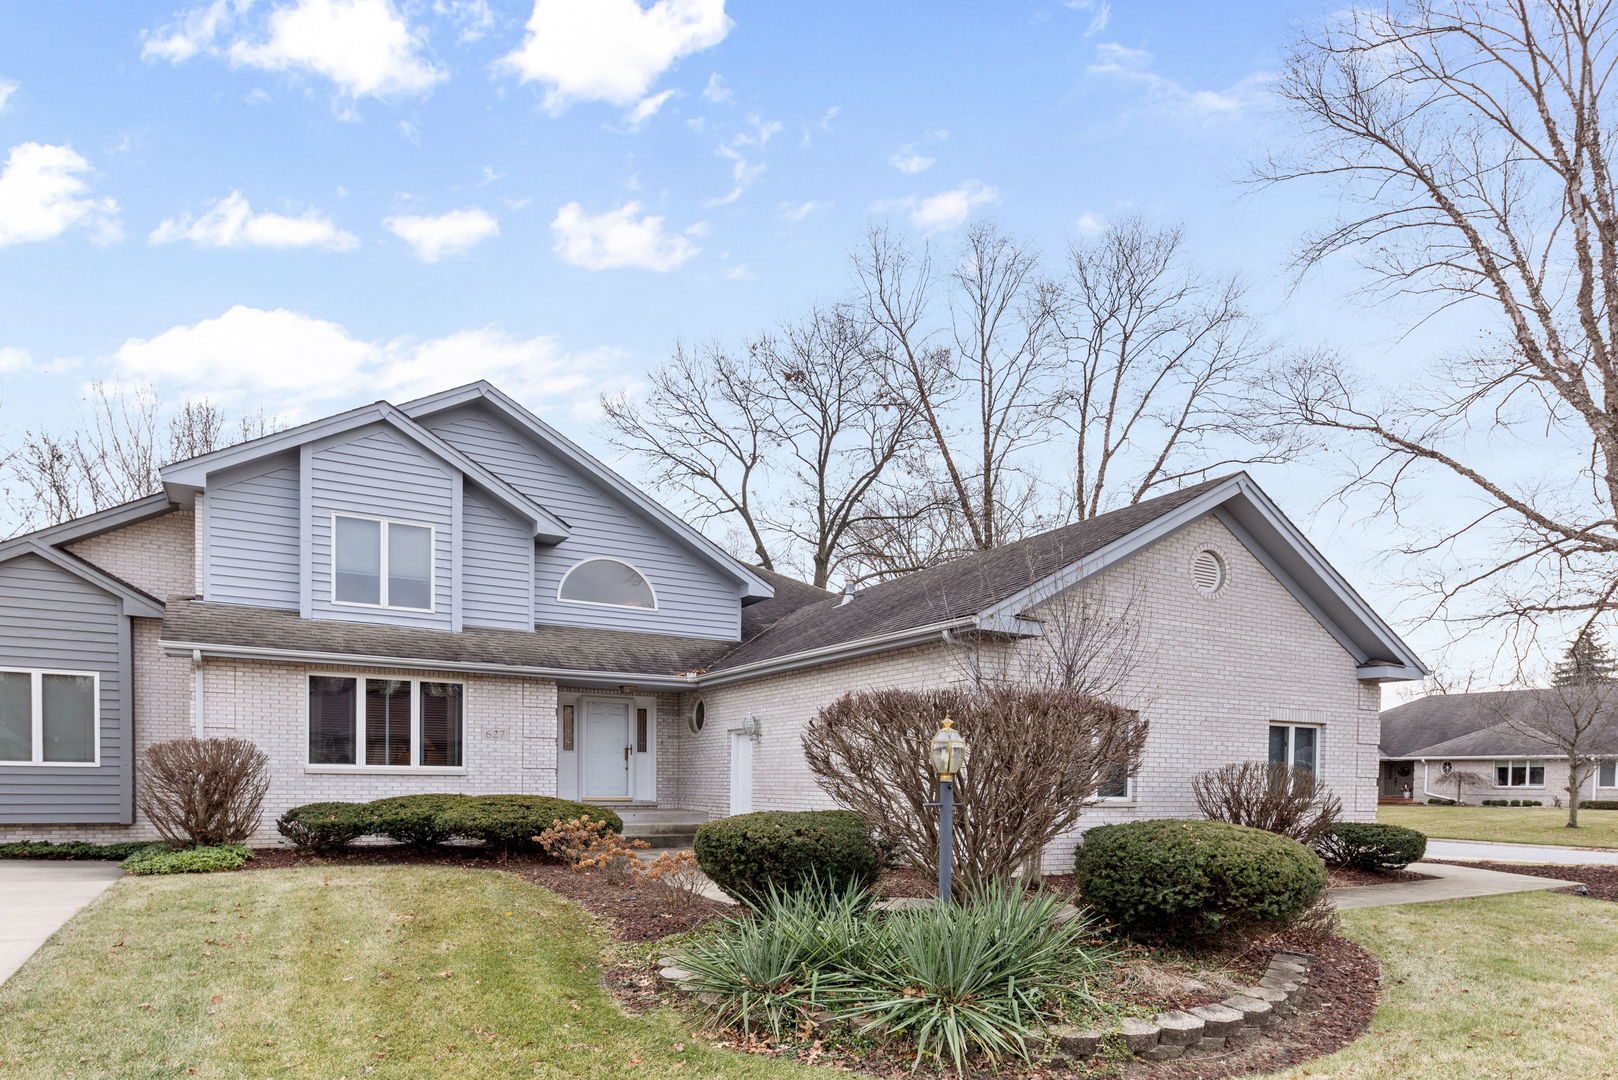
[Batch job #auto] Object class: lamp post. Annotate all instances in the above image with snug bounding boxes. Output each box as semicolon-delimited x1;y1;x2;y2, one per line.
929;717;967;901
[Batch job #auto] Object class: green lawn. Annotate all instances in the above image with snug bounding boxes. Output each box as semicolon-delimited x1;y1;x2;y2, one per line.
4;866;1617;1080
1379;804;1618;848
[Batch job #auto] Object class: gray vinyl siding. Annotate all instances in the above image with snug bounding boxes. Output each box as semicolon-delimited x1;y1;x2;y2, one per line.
205;454;300;610
0;555;130;824
462;482;534;630
307;424;455;630
422;406;742;640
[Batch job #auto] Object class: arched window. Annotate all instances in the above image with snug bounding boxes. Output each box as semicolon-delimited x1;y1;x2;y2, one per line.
557;558;657;609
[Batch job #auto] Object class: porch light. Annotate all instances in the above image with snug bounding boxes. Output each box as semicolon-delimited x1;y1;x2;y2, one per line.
930;717;967;780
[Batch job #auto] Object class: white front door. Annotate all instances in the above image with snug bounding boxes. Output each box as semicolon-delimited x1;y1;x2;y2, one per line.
582;698;632;800
729;732;753;815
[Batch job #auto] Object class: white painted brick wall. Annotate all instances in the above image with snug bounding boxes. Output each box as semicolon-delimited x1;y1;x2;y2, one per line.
64;508;197;600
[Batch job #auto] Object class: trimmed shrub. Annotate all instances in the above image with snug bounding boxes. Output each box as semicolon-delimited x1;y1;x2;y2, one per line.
277;802;375;852
0;840;155;861
1320;822;1427;871
123;843;252;875
1426;797;1456;805
1072;819;1326;942
1580;800;1618;810
367;793;469;846
694;809;879;906
436;795;621;853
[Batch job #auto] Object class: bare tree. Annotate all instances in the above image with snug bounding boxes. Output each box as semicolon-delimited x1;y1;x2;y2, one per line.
1257;2;1618;661
1057;218;1293;519
804;685;1148;897
1434;764;1488;804
1496;667;1618;828
4;383;273;534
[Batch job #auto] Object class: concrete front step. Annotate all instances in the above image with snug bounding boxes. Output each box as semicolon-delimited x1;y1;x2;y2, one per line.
617;807;708;851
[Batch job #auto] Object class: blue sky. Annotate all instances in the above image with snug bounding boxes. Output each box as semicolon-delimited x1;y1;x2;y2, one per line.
0;0;1477;685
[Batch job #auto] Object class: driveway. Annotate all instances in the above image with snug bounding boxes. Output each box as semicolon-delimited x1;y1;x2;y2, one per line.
1424;837;1618;865
0;861;123;985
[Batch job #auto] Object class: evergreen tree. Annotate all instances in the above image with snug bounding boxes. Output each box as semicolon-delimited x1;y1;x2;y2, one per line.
1553;628;1618;686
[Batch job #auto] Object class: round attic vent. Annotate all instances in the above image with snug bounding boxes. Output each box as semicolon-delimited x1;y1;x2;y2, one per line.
1191;549;1227;595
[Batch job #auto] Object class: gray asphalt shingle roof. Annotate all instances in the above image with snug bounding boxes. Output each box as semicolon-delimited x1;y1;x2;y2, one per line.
1381;687;1618;757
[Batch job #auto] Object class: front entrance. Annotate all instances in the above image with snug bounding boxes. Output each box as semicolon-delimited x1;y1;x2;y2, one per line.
581;698;633;800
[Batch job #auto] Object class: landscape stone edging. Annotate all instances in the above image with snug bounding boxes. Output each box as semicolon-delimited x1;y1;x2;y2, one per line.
655;948;1318;1064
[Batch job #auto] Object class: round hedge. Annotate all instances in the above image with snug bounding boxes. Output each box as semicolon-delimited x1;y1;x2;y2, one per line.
367;793;471;846
693;809;879;906
1072;819;1326;941
276;801;375;852
435;795;623;852
1322;822;1427;871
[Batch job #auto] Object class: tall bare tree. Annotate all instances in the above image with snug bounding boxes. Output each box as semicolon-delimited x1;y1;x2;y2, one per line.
1496;677;1618;828
1257;1;1618;661
4;383;273;535
1058;217;1291;519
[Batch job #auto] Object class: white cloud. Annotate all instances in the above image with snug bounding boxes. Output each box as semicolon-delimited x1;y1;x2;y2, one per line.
110;305;624;417
550;200;699;271
385;207;499;262
879;180;999;234
701;72;732;103
144;0;445;100
0;79;17;112
1088;41;1270;120
889;146;935;174
499;0;730;111
778;199;827;222
1066;0;1111;37
0;143;121;247
0;346;32;374
709;113;781;205
622;88;677;130
1075;211;1106;236
150;191;358;250
722;263;752;281
434;0;493;43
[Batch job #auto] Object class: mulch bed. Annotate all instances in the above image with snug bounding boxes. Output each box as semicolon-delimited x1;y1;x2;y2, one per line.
1432;859;1618;903
1328;865;1435;887
246;845;731;941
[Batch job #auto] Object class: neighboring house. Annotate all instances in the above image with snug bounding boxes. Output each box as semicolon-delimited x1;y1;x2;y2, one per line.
1380;689;1618;804
0;381;1426;866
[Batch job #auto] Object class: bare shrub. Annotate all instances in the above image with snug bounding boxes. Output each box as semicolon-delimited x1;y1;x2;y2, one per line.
534;816;649;883
137;737;270;847
803;684;1147;896
640;849;706;906
1191;761;1341;846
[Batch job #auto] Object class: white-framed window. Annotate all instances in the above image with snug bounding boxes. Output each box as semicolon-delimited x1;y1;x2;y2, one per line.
1493;759;1545;788
1096;765;1133;801
1269;723;1319;776
307;675;463;770
557;557;657;610
1600;760;1617;788
0;668;98;766
332;513;434;611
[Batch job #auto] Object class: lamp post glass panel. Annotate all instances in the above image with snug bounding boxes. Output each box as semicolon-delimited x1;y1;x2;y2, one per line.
930;718;968;900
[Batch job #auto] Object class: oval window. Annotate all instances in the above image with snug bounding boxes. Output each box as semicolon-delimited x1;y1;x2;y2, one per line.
689;700;707;734
1191;549;1227;595
558;558;656;609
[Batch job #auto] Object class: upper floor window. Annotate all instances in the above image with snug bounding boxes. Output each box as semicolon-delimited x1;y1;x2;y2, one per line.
333;514;433;611
0;668;97;765
558;558;656;610
1269;723;1318;776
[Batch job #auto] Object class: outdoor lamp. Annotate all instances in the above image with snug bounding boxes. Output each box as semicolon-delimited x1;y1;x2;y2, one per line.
930;717;967;780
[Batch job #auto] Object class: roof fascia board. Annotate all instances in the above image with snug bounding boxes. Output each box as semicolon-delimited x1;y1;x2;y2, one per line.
0;492;175;554
978;479;1247;625
696;617;980;688
1357;663;1426;681
159;639;694;690
398;381;772;599
14;541;165;617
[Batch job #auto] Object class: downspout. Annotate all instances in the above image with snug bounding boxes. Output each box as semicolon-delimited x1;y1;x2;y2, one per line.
191;649;205;739
1418;759;1445;802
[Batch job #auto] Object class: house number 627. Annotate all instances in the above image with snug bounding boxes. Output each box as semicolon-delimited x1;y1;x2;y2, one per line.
484;729;508;740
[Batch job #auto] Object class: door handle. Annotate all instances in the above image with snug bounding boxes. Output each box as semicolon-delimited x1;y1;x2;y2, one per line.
624;745;631;765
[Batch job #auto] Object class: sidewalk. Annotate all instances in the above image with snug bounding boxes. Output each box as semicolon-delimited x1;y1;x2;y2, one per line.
0;860;123;985
1424;837;1618;866
1328;859;1580;910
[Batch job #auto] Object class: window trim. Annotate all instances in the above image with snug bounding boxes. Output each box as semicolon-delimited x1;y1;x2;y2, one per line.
0;667;100;767
556;557;659;611
1093;771;1135;803
1599;760;1617;788
1268;722;1321;776
1492;758;1547;789
329;512;437;613
304;673;465;773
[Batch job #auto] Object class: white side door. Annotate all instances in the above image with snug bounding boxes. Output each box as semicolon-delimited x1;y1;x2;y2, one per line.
582;698;632;799
729;731;753;815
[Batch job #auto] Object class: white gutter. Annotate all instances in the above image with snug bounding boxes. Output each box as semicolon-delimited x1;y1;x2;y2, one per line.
692;616;992;688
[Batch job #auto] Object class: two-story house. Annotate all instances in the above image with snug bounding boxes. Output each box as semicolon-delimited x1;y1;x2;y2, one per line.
0;381;1425;864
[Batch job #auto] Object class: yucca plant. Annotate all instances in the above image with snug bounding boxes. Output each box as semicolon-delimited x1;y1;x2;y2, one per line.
674;877;871;1038
829;882;1112;1073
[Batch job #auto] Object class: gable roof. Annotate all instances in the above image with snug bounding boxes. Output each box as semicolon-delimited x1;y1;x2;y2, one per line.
396;381;773;601
0;540;165;618
706;473;1426;683
159;399;570;544
1383;687;1618;758
0;492;177;557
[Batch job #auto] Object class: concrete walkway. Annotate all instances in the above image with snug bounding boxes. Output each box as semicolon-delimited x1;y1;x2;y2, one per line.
1329;859;1581;910
1425;837;1618;866
0;860;123;985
